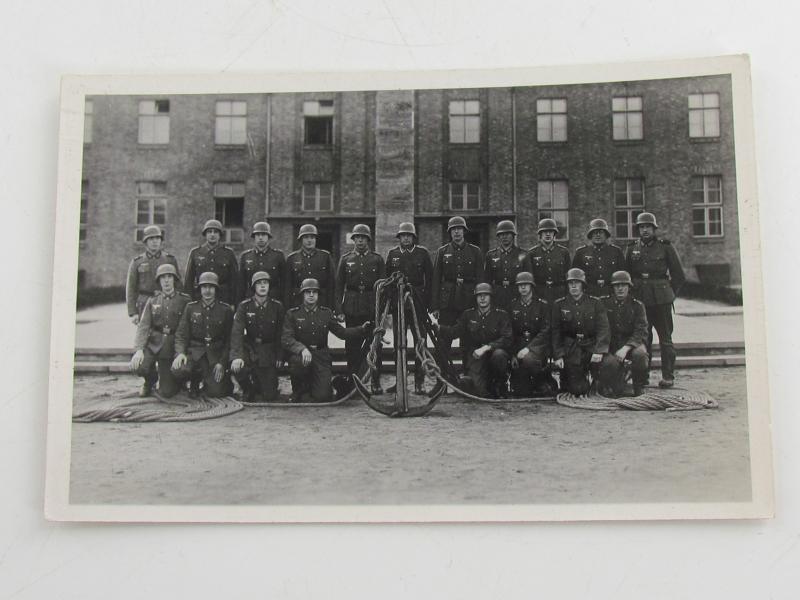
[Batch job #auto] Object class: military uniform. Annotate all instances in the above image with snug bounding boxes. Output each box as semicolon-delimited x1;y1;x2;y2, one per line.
238;246;286;303
484;246;533;311
285;248;336;309
551;294;610;395
528;243;571;304
230;295;285;403
625;238;686;382
126;251;180;318
281;304;366;403
507;296;552;397
184;243;238;305
132;290;191;397
172;298;235;397
598;295;649;396
571;243;625;297
439;306;512;397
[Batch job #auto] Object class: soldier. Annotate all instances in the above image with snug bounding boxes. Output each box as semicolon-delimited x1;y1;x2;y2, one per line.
129;264;191;397
184;219;238;305
125;225;180;324
598;271;649;397
284;224;336;310
385;222;434;394
507;271;552;397
571;218;625;297
551;268;610;396
238;221;285;303
434;283;513;397
431;216;485;371
281;278;371;403
171;272;235;398
230;271;286;403
484;220;533;312
625;212;686;388
528;218;571;305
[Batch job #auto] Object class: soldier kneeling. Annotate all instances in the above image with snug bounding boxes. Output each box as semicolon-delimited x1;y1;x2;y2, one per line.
598;271;649;397
434;283;513;398
507;272;552;397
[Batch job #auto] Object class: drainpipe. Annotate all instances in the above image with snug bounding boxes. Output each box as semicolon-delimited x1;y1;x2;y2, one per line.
511;87;517;215
265;94;271;217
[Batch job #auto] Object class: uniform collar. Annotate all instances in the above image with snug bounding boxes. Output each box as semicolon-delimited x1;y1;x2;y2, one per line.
499;244;514;254
253;295;269;306
302;248;317;257
355;248;369;256
204;242;220;251
569;294;586;304
519;296;533;307
201;298;217;308
451;240;466;250
161;291;175;299
302;304;319;314
640;237;656;247
477;306;492;317
401;245;415;254
145;250;162;259
541;242;555;252
254;245;270;255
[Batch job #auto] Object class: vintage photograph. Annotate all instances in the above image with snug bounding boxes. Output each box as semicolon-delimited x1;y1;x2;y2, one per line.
45;56;772;522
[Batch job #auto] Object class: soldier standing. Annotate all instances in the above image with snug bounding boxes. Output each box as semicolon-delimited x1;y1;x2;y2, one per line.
571;218;625;297
335;224;386;394
230;271;286;403
171;272;235;398
551;268;610;396
385;222;434;394
125;225;180;324
528;218;571;305
129;264;191;397
625;212;686;388
598;271;649;397
238;221;285;303
281;278;371;403
507;272;552;397
484;220;533;312
284;224;336;310
184;219;238;305
431;216;485;371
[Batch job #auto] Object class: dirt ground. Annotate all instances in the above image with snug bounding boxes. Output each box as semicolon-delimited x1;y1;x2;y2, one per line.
69;366;751;506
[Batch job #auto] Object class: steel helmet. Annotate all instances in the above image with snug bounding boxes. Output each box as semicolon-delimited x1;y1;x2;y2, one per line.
251;271;271;287
299;278;320;292
636;212;659;229
297;224;318;240
447;216;468;232
537;218;559;234
496;220;517;236
155;263;179;281
251;221;272;237
610;270;633;287
351;224;372;240
566;268;587;284
587;218;611;238
474;282;494;296
142;225;163;242
202;219;223;235
197;271;220;287
396;222;417;237
515;271;534;286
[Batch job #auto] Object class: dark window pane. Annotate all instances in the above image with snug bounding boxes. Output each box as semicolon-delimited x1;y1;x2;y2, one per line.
305;116;333;145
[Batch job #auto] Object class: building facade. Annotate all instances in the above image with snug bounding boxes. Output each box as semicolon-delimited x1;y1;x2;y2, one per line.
79;75;739;290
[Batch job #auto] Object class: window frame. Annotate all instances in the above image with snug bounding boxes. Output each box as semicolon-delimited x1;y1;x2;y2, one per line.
213;182;246;244
612;96;644;141
448;99;481;144
688;92;721;138
448;181;481;211
214;100;248;146
137;99;170;145
134;181;168;242
303;100;335;146
691;175;724;238
536;179;570;241
536;98;568;142
613;177;646;240
301;182;335;212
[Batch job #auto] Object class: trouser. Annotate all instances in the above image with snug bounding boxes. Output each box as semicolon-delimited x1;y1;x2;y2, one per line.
466;348;510;397
287;349;334;402
561;342;600;396
345;314;380;387
133;346;181;397
645;303;676;379
509;349;548;397
439;307;469;374
171;354;233;397
392;300;425;387
598;345;649;396
234;347;279;402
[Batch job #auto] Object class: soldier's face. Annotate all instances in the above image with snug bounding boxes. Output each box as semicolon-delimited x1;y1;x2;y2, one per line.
638;224;655;240
254;280;270;297
591;231;608;245
254;232;270;248
498;232;514;247
517;283;533;298
476;293;491;309
568;280;584;299
353;235;369;252
301;235;316;250
613;283;630;300
158;274;175;294
540;230;555;244
205;229;221;245
450;227;465;244
145;237;162;252
398;233;414;248
303;289;319;306
200;284;217;301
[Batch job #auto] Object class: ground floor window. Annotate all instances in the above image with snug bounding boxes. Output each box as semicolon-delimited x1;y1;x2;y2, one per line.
449;181;480;211
135;181;167;241
613;177;645;239
692;175;723;237
302;182;334;212
213;182;246;245
537;180;569;240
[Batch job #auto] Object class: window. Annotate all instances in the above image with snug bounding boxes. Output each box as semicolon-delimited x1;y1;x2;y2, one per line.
135;181;167;241
449;100;480;143
80;180;89;242
692;175;723;237
614;178;646;239
304;100;334;145
84;100;93;144
449;182;480;210
138;99;170;144
215;100;247;145
214;183;246;244
612;96;643;140
302;183;334;212
537;180;569;240
689;93;720;138
536;98;567;142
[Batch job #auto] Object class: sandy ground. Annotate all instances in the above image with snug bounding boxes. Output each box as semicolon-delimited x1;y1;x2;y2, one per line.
69;366;751;506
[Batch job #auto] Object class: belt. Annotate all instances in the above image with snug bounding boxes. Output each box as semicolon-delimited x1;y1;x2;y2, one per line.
151;325;172;334
306;344;326;350
567;334;595;343
250;337;275;345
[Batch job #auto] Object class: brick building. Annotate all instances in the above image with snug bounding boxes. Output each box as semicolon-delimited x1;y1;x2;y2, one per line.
79;75;739;290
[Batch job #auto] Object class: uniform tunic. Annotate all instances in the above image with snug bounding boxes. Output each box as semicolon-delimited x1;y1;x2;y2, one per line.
238;246;286;303
528;243;571;304
507;296;552;396
125;250;180;317
184;243;238;305
230;295;285;402
484;245;533;311
571;243;625;297
284;248;336;309
598;294;650;394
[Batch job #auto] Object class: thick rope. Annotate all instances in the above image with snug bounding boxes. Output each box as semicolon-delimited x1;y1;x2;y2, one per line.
556;388;718;411
73;393;243;422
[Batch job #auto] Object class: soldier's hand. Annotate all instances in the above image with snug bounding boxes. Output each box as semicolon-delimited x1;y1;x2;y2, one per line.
130;350;144;372
301;348;312;367
361;321;372;332
510;357;519;370
553;358;564;369
213;363;225;383
591;353;604;364
472;345;490;359
130;314;140;326
615;346;630;361
431;310;440;321
172;353;187;371
517;347;530;360
275;359;284;369
231;358;244;373
335;312;345;323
